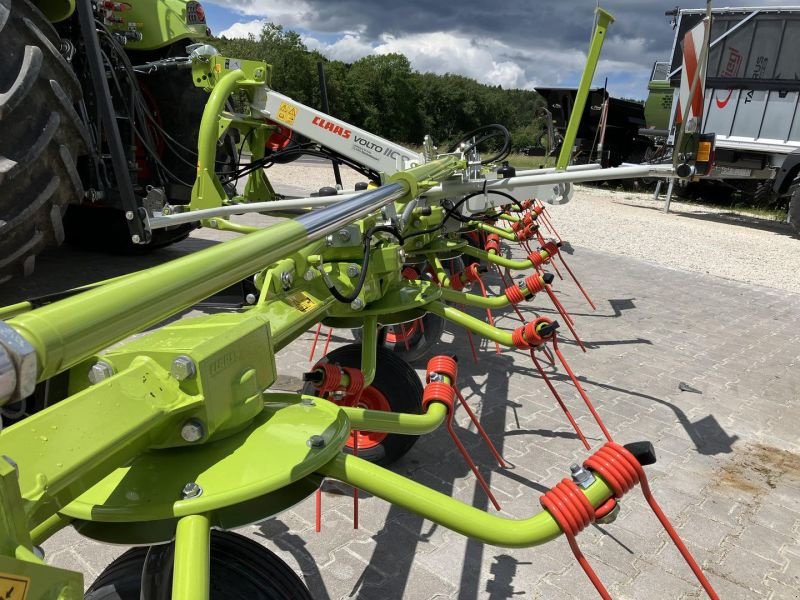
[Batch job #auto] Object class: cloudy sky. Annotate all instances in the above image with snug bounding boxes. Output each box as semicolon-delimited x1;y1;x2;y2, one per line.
203;1;789;99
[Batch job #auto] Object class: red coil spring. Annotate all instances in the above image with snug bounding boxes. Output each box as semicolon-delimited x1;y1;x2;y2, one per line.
341;366;364;402
484;234;501;253
541;241;560;257
511;318;552;349
533;204;544;216
463;263;482;283
583;442;721;600
584;442;640;498
527;251;545;268
524;273;546;294
540;479;594;536
520;199;533;211
422;381;455;411
314;363;342;395
505;285;526;305
426;355;458;383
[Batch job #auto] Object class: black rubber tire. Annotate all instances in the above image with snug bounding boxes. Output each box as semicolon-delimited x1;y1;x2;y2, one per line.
0;0;88;283
378;313;446;363
305;344;423;465
85;529;312;600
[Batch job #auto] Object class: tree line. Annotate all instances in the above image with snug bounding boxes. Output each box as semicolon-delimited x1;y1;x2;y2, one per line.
214;24;546;150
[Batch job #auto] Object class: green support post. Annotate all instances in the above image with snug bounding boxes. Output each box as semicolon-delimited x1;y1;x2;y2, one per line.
556;8;615;170
172;514;211;600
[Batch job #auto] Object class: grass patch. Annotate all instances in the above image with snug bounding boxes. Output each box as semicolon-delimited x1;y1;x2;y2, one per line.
505;154;553;170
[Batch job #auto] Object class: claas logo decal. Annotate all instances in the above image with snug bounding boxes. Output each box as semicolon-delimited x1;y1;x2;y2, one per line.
312;116;351;139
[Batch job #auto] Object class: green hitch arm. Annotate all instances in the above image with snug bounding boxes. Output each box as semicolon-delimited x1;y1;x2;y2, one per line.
339;400;448;436
192;68;246;210
556;8;615;171
438;287;512;310
318;453;614;548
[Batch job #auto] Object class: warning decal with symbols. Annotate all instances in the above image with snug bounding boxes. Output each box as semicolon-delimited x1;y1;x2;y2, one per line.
276;101;299;126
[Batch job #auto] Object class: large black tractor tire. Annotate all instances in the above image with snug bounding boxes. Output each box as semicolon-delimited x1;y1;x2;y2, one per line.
304;344;423;466
0;0;88;283
85;529;312;600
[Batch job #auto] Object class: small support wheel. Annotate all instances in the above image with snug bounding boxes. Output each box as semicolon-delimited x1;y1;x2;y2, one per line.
85;529;312;599
305;344;423;466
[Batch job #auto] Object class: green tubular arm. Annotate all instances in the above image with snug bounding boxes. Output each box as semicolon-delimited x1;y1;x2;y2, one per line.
192;68;246;210
427;255;454;288
439;287;511;309
340;401;448;435
427;302;515;346
203;219;262;235
318;453;614;548
556;8;615;170
459;243;546;271
473;222;518;241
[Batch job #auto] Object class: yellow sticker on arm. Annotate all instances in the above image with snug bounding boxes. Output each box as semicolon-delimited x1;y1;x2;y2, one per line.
0;573;30;600
276;101;298;126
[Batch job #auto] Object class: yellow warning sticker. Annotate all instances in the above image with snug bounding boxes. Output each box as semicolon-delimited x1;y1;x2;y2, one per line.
0;573;30;600
287;292;317;313
276;101;298;126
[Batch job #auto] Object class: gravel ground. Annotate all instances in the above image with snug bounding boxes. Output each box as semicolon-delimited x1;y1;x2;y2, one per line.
267;160;800;295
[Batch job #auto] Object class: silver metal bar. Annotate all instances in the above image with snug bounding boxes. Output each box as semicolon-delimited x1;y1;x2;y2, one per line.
514;163;602;177
148;194;363;230
426;164;677;199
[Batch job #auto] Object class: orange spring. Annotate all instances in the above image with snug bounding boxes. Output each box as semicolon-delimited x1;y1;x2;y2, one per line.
512;318;550;349
314;363;342;394
484;234;501;253
524;273;546;294
540;478;594;536
463;263;482;283
341;366;365;400
422;381;455;411
541;241;560;257
520;199;534;211
533;204;544;216
527;251;545;268
505;285;526;305
426;355;458;383
584;442;641;498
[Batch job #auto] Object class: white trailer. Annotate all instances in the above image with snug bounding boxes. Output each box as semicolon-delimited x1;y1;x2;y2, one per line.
666;6;800;232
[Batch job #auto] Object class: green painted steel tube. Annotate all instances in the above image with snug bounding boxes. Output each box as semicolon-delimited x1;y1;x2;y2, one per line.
10;182;420;380
10;220;302;380
29;514;72;547
360;315;378;386
318;453;613;547
474;222;518;241
198;70;245;176
439;287;510;309
0;302;31;320
427;302;514;346
459;244;532;270
172;514;210;600
556;8;615;170
341;401;448;435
